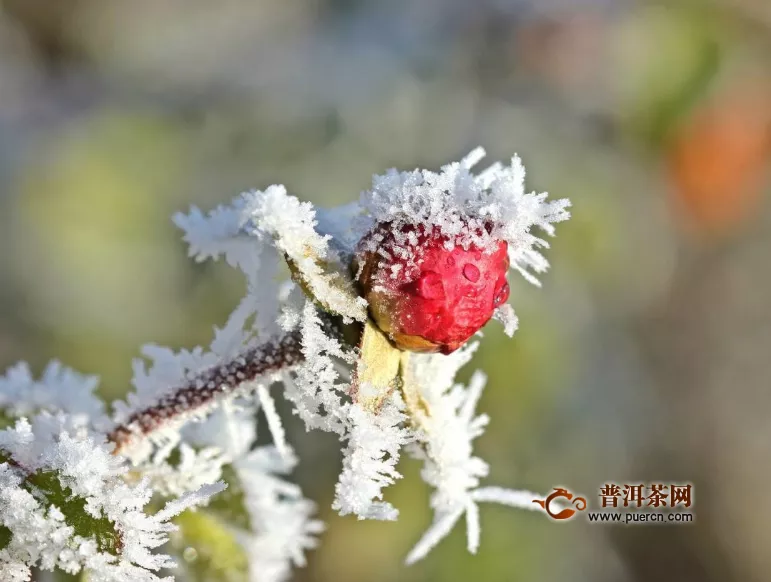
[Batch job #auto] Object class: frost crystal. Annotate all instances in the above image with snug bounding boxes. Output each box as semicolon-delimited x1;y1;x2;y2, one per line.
403;357;545;564
242;186;368;323
358;147;570;285
0;414;224;581
234;447;324;582
1;148;568;580
0;362;106;426
492;304;519;337
333;398;412;521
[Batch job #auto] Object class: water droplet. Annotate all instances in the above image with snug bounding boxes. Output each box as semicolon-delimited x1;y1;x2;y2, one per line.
462;264;480;282
183;547;199;562
494;282;510;306
417;271;445;300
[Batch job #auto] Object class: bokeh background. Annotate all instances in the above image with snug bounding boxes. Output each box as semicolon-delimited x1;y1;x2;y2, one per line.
1;1;770;581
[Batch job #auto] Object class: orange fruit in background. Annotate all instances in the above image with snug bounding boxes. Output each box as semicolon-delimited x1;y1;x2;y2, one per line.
667;84;771;237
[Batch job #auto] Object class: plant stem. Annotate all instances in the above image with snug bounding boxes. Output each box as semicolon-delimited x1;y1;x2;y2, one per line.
108;331;304;456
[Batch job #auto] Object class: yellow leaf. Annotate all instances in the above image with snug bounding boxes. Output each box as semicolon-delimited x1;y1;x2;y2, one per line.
353;320;402;412
399;352;431;425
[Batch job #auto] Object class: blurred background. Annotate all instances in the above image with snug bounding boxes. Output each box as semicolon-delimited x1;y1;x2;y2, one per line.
0;0;770;581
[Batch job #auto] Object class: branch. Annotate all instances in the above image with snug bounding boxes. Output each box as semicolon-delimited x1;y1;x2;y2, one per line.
109;331;304;456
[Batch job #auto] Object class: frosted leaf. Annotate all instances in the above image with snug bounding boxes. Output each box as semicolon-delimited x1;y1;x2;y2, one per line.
234;447;324;582
332;397;413;521
0;463;75;577
492;304;519;337
0;413;224;580
182;400;257;459
241;186;368;323
406;369;491;513
404;507;464;565
143;443;230;497
175;195;282;338
283;301;351;435
403;363;550;564
0;361;106;426
173;197;257;273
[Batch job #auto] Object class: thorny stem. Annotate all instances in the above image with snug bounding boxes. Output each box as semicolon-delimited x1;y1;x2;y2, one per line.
107;312;359;457
108;331;304;456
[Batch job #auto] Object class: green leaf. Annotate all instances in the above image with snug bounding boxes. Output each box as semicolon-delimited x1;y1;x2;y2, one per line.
0;411;13;430
168;464;251;582
28;471;121;554
0;450;121;556
0;524;11;551
173;510;249;582
204;465;251;531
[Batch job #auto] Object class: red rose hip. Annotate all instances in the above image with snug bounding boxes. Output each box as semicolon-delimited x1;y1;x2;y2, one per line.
355;224;510;354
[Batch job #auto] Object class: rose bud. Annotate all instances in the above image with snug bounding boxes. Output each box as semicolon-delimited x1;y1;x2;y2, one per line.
355;223;510;354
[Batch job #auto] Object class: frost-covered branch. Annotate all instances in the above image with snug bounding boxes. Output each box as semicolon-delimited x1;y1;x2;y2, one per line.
109;330;304;457
0;148;570;581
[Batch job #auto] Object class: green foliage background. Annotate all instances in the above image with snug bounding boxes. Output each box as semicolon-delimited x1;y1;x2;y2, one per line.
0;1;769;581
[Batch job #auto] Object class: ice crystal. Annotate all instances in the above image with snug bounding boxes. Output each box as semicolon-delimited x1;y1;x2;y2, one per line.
234;447;324;582
358;147;570;285
0;148;568;580
0;362;106;426
332;397;412;521
0;413;224;581
402;357;545;563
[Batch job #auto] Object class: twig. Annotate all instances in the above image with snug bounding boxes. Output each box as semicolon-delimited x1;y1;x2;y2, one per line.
108;331;304;456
